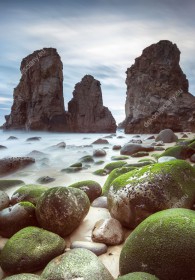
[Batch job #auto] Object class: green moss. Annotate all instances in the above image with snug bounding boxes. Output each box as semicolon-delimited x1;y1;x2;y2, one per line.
119;208;195;280
94;160;105;165
70;162;82;167
151;153;159;159
102;167;137;196
138;158;156;163
61;167;82;173
108;160;195;228
157;145;194;159
93;169;108;176
11;185;48;205
117;272;159;280
111;156;129;161
104;161;127;173
0;180;24;190
4;274;40;280
0;226;65;274
67;180;102;202
79;155;94;163
131;152;149;157
41;248;114;280
124;161;152;168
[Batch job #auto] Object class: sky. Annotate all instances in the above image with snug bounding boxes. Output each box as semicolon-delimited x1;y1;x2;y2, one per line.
0;0;195;125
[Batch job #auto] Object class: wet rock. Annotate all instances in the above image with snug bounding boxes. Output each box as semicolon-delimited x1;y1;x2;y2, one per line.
61;166;82;173
120;143;154;155
0;190;9;211
49;141;66;149
111;155;129;161
0;157;35;177
80;155;94;163
0;179;24;190
155;129;178;143
68;180;102;202
26;137;41;141
119;209;195;280
70;241;107;256
92;138;109;145
36;176;55;184
129;139;142;144
144;136;155;140
92;218;124;245
112;145;121;150
158;145;194;159
41;248;114;280
93;169;108;176
91;196;108;208
0;202;38;238
104;161;127;173
68;75;116;133
7;136;18;140
131;151;149;157
36;187;90;237
0;145;7;149
93;149;107;157
0;226;65;274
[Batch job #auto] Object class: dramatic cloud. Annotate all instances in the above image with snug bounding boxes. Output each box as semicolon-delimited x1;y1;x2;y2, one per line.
0;0;195;125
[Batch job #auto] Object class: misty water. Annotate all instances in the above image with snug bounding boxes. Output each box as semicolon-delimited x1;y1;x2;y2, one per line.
0;129;153;196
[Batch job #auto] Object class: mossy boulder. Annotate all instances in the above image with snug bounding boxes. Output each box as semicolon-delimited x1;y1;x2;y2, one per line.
0;179;24;191
0;226;65;274
0;202;38;238
117;272;159;280
61;166;82;173
68;180;102;202
4;274;40;280
102;166;137;196
80;155;94;163
104;161;127;173
158;145;194;160
11;184;48;205
124;161;152;168
70;162;82;167
119;208;195;280
108;160;195;228
111;156;129;161
138;158;156;163
93;169;108;176
41;248;114;280
36;187;90;237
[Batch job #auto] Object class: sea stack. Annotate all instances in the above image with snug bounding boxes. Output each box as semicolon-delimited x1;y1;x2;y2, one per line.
68;75;116;132
3;48;70;131
124;40;195;133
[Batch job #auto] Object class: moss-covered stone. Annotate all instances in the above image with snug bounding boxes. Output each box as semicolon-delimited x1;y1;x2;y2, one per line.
93;169;108;176
104;161;127;173
111;156;129;161
61;166;82;173
157;145;194;159
70;162;82;167
36;187;90;237
0;202;38;238
108;160;195;228
119;208;195;280
80;155;94;163
4;274;40;280
94;160;105;165
131;151;149;157
124;161;152;168
138;158;156;163
102;167;137;196
11;184;48;205
0;226;65;274
68;180;102;202
0;180;24;191
117;272;159;280
41;248;114;280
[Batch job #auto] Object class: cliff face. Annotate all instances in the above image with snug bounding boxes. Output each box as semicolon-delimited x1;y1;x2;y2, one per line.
124;40;195;133
68;75;117;132
3;48;71;131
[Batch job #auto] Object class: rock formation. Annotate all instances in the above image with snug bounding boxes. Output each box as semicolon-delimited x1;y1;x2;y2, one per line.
124;40;195;133
68;75;116;132
3;48;71;131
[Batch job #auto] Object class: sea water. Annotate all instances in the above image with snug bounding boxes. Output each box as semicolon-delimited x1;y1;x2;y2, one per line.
0;129;150;196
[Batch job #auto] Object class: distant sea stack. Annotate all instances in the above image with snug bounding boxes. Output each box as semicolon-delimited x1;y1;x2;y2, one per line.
3;48;71;131
68;75;116;132
124;40;195;133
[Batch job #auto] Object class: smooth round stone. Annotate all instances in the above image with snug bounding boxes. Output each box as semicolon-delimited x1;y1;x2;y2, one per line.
70;241;107;256
112;145;121;150
91;197;108;209
0;191;9;211
158;156;177;163
93;149;107;157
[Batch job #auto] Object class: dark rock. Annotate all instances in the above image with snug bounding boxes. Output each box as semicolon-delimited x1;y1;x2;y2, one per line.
70;241;107;256
0;145;7;149
80;155;94;163
144;135;155;140
112;145;121;150
120;143;154;155
92;138;109;144
155;129;178;143
91;196;108;208
68;75;116;132
93;149;107;157
49;141;66;149
26;137;41;141
129;139;142;144
0;190;10;211
124;40;195;133
36;176;55;184
0;157;35;177
7;136;18;140
131;151;149;157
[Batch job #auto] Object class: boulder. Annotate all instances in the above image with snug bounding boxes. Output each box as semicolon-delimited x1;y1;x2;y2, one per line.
91;196;108;208
92;138;109;144
93;149;107;157
124;40;195;133
119;208;195;280
0;157;35;177
155;129;178;143
3;48;71;131
158;145;194;159
68;75;116;132
108;160;195;228
26;137;41;141
36;176;55;184
70;241;107;256
112;145;121;150
7;136;18;140
0;179;24;190
36;187;90;236
41;248;114;280
92;218;124;245
120;143;154;155
0;202;38;238
0;190;9;211
0;226;65;274
67;180;102;202
11;184;49;205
